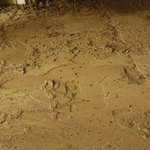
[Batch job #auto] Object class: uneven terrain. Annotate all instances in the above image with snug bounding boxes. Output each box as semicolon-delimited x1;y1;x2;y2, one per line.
0;0;150;150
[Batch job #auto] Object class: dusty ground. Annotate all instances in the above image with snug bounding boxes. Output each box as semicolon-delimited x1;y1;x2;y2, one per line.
0;0;150;150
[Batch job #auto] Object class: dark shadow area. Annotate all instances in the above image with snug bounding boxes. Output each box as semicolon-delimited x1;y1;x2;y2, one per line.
65;0;150;13
0;0;150;14
47;0;150;14
101;0;150;13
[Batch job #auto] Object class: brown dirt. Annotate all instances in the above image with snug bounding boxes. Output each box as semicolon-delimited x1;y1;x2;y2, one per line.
0;0;150;150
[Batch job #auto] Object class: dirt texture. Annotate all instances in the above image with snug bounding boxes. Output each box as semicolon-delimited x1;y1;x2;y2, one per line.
0;0;150;150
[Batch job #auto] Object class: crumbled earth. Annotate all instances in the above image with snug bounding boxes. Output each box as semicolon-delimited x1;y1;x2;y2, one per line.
0;0;150;150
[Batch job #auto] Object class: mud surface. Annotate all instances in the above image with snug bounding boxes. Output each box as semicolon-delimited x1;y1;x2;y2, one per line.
0;0;150;150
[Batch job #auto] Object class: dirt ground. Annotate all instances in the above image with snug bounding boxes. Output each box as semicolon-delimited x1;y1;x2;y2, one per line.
0;0;150;150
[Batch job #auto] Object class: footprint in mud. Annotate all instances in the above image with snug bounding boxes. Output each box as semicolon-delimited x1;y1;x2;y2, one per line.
43;80;55;100
118;111;150;139
0;112;7;124
0;109;23;125
0;59;6;75
42;80;81;112
27;48;41;68
123;64;145;85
